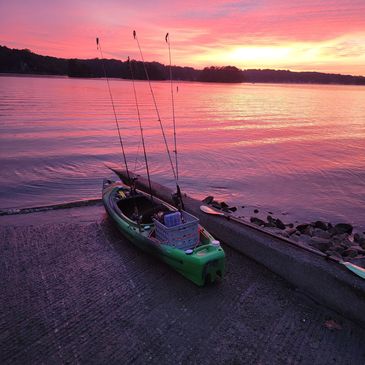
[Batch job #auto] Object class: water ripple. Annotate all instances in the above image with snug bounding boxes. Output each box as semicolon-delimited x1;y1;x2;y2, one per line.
0;76;364;230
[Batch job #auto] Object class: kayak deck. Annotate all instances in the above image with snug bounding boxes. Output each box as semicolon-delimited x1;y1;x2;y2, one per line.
102;179;225;286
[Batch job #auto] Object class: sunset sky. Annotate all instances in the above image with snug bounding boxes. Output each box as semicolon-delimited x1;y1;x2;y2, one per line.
1;0;365;76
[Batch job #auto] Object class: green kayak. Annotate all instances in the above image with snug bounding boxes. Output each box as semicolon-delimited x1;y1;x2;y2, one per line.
102;179;225;286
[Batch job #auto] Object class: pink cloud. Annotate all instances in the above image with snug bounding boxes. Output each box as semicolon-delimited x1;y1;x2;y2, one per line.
1;0;365;75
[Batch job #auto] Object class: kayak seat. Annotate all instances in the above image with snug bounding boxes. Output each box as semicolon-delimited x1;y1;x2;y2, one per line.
140;204;170;224
117;195;170;223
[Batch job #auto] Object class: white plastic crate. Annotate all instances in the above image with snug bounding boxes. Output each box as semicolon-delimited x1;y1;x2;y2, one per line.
153;210;199;249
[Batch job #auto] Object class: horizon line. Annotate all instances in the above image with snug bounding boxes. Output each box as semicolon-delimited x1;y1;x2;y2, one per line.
2;44;364;79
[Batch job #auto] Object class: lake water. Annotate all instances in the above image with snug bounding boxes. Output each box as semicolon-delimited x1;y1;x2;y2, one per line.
1;75;364;230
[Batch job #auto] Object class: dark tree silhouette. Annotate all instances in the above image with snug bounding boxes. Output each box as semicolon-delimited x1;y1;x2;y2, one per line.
199;66;244;83
1;45;365;85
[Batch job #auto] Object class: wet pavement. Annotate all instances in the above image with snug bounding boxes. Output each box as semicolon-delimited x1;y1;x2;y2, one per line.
1;204;365;364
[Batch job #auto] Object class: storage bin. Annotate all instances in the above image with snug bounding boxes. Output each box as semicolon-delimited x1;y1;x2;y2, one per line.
153;210;199;249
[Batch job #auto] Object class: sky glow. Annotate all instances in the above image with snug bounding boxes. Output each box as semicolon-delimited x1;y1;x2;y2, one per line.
1;0;365;75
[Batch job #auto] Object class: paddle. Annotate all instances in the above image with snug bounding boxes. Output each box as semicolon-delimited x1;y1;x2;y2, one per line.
200;205;230;218
341;262;365;279
200;205;365;280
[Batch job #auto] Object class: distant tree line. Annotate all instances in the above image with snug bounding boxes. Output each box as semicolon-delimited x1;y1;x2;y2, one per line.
0;46;68;75
199;66;244;83
1;45;365;85
67;58;199;80
241;69;365;85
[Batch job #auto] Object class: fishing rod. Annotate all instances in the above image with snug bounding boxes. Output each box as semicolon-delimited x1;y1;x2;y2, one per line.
133;30;184;210
127;57;154;201
165;33;178;181
96;37;131;184
132;31;177;180
165;33;184;210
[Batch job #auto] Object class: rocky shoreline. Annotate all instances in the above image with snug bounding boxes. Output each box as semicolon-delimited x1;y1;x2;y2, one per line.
202;196;365;269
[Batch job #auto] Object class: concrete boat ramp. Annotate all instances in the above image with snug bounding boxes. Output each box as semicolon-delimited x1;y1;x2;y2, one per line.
1;192;365;364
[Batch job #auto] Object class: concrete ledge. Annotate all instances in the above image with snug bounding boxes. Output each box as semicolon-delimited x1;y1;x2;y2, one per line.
117;170;365;327
0;198;102;216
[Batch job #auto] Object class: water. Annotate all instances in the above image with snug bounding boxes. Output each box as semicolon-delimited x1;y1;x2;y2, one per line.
1;75;364;230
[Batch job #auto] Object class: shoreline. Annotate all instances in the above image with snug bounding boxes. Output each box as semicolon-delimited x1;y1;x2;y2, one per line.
2;72;365;87
0;197;102;216
203;198;365;270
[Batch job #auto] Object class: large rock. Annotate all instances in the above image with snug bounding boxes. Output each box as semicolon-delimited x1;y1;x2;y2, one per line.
303;225;314;237
278;231;290;238
275;218;286;230
331;244;346;255
313;228;331;239
331;233;350;245
343;239;354;248
290;234;299;242
334;223;353;235
299;234;312;245
313;220;328;231
354;233;362;242
308;237;332;252
202;196;214;204
266;215;277;228
285;227;297;236
342;247;359;258
354;233;365;247
296;223;311;234
266;216;286;230
351;245;365;255
250;217;266;226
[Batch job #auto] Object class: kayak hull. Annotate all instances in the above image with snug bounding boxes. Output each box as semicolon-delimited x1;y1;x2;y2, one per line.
102;180;225;286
